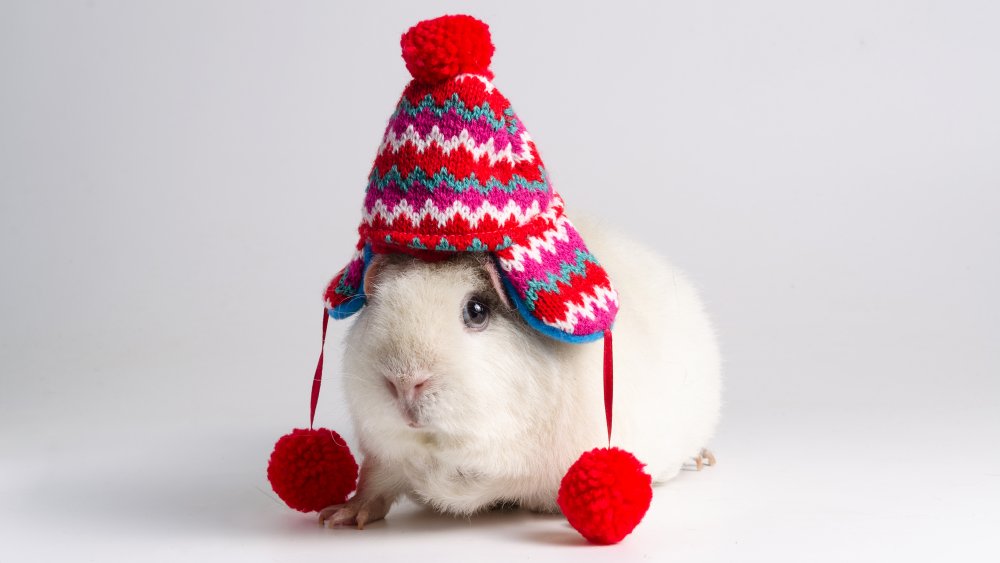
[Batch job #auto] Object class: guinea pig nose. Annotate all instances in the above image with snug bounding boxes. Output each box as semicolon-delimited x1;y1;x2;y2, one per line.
385;373;430;403
406;374;431;403
404;374;431;403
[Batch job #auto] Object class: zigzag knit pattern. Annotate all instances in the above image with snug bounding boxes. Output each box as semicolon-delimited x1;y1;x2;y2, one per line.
324;15;618;341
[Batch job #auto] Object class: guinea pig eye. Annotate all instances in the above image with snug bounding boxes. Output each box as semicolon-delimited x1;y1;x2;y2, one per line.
462;298;490;330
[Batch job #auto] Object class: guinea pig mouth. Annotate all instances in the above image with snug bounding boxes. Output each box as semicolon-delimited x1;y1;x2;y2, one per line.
400;402;423;428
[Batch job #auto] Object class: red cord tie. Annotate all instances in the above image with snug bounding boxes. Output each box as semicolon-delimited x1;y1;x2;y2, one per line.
603;330;613;446
309;310;329;430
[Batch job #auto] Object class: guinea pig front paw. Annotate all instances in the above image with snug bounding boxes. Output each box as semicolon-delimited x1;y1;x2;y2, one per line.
318;494;392;530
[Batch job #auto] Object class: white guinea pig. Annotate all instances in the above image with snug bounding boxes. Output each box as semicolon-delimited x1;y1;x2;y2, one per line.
319;217;722;528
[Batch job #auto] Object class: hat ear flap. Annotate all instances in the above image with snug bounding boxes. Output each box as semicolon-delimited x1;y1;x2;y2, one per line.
325;242;372;319
492;210;618;343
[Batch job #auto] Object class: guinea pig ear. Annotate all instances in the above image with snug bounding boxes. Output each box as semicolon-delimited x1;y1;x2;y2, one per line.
362;253;390;298
480;256;512;310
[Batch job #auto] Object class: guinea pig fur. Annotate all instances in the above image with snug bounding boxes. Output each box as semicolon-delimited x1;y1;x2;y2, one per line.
320;217;722;528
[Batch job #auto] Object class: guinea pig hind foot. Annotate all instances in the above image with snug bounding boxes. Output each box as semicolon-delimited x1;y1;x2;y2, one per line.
693;449;717;471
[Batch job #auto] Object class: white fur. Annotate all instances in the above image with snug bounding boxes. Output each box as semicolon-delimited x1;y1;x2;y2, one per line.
338;219;721;518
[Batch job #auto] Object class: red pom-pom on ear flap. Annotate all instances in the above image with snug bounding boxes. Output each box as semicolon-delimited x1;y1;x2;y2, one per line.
400;14;494;84
267;311;358;513
557;447;652;544
267;428;358;513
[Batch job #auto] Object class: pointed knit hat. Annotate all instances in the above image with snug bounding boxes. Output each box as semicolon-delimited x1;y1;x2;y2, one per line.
323;14;618;342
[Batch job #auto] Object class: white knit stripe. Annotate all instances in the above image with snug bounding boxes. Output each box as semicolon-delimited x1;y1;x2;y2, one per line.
364;198;543;229
377;125;535;166
495;213;571;273
494;194;570;272
543;284;620;334
454;73;496;92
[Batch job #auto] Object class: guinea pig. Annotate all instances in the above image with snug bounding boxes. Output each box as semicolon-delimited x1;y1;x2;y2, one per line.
319;217;722;528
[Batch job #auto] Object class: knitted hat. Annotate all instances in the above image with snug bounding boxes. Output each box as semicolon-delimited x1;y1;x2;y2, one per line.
268;15;651;546
323;14;618;342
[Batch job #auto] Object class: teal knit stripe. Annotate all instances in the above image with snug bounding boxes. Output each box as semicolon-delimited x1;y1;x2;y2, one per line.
393;93;512;132
435;238;458;251
466;238;488;251
334;268;358;297
522;249;599;311
368;165;549;194
382;234;514;252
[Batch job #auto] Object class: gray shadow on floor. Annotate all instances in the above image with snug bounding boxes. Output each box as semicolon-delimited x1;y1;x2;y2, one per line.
12;443;575;543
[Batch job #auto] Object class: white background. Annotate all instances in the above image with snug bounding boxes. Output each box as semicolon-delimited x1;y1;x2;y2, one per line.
2;1;998;561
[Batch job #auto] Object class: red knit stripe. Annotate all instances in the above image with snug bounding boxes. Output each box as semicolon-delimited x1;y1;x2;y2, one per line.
530;260;613;324
368;207;557;251
371;142;545;186
401;77;511;111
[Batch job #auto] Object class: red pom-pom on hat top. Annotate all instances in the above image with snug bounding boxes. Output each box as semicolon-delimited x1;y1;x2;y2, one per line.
557;447;653;545
267;428;358;513
400;14;495;84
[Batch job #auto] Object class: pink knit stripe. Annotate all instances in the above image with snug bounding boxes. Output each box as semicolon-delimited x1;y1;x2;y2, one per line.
387;112;524;151
555;297;619;335
364;180;547;214
503;244;590;300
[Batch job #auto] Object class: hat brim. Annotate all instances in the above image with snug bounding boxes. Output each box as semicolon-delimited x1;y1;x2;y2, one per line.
324;213;618;343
